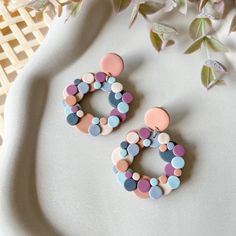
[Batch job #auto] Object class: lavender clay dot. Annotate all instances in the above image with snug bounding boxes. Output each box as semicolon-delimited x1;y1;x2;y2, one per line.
164;163;175;177
137;179;151;193
95;72;106;83
173;144;185;156
66;85;78;95
122;92;133;104
138;128;151;140
110;108;127;123
125;171;132;179
71;105;79;113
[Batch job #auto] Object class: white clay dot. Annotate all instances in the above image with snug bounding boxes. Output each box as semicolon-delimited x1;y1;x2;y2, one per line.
126;131;139;144
158;132;170;144
82;73;94;84
132;172;140;181
111;82;123;93
76;110;84;118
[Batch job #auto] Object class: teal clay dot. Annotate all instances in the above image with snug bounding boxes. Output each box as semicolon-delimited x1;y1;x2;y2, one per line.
116;172;127;186
108;77;116;84
108;116;120;128
167;175;180;189
120;148;128;157
115;93;122;100
94;81;101;89
92;117;100;125
150;178;158;186
171;156;185;169
143;139;151;147
117;102;129;114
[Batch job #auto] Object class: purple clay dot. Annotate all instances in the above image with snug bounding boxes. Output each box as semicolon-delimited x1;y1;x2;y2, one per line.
110;108;127;123
66;85;78;95
122;92;133;104
173;144;185;156
95;72;106;83
125;171;132;179
164;163;175;177
138;127;151;140
71;105;79;113
137;179;151;192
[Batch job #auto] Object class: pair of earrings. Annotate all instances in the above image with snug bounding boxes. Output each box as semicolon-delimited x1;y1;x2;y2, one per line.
62;53;186;200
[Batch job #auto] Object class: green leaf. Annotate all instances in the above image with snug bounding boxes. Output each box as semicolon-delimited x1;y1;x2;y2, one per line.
204;59;227;73
150;30;163;52
129;4;140;28
151;22;177;35
229;15;236;34
201;65;216;89
204;36;227;52
189;18;212;40
199;0;208;11
112;0;131;12
139;0;163;17
184;37;205;54
177;0;188;15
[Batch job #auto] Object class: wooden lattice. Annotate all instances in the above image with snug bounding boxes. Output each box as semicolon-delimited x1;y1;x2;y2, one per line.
0;1;53;145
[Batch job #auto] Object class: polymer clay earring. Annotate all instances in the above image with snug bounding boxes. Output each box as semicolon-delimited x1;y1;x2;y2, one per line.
63;53;133;136
111;107;186;200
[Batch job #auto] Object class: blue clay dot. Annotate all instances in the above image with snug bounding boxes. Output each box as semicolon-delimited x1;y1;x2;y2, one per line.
143;139;151;147
167;176;180;189
171;156;185;169
101;82;111;92
74;78;81;85
112;166;118;174
127;143;140;157
120;148;128;157
124;178;137;191
116;172;127;186
94;81;101;89
149;186;163;199
64;106;72;116
159;149;175;162
78;82;89;94
120;141;129;149
67;113;79;126
115;93;122;100
88;124;101;136
167;142;175;150
109;92;122;108
92;117;100;125
108;77;116;84
108;116;120;128
149;132;160;148
117;102;129;114
150;178;158;186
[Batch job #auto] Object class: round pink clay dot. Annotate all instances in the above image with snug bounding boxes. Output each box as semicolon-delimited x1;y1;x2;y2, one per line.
164;163;175;177
173;144;185;156
66;85;78;95
125;171;132;179
137;179;151;192
122;92;133;104
138;128;151;140
71;106;79;113
110;108;127;122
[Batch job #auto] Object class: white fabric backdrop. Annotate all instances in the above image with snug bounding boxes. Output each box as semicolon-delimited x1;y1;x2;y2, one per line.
0;0;236;235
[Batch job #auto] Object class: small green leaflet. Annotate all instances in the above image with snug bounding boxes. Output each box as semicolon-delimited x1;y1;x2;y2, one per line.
112;0;132;13
189;18;212;40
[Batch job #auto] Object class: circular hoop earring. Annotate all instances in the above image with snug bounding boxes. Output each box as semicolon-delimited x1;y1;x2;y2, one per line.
111;107;186;200
62;53;133;136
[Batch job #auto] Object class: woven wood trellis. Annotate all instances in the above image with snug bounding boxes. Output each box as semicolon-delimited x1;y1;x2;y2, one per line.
0;1;53;146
